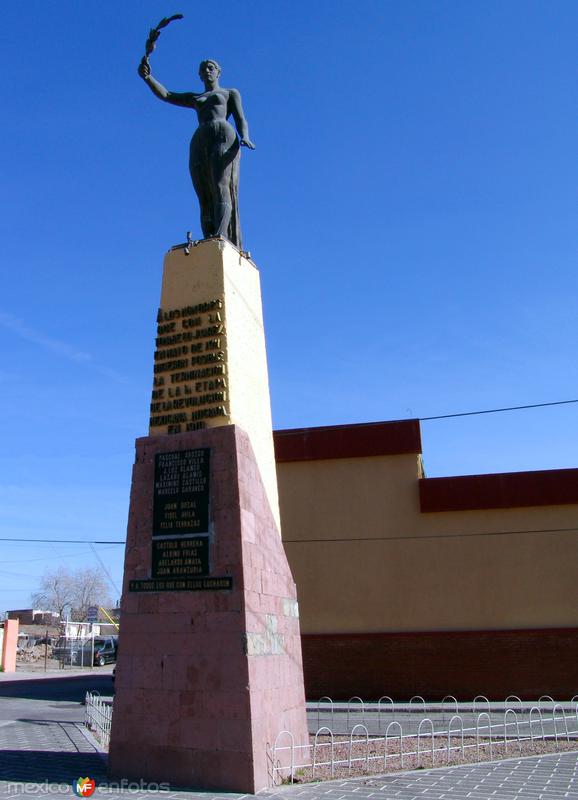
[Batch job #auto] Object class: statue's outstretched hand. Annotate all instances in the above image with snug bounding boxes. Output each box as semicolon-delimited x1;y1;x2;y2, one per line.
138;58;151;80
240;139;256;150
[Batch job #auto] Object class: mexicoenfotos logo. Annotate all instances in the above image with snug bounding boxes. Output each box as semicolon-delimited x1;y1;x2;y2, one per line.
7;779;169;795
73;778;96;797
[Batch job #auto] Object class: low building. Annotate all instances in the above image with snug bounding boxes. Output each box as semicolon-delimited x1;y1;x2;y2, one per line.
273;419;578;700
6;609;60;626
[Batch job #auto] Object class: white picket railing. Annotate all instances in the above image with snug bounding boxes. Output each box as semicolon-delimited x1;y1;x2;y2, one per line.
84;691;113;748
269;696;578;786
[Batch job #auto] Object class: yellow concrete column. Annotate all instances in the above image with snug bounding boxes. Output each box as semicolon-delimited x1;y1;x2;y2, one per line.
149;238;280;529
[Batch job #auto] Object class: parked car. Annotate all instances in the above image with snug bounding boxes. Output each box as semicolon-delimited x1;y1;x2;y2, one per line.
36;635;57;646
53;635;118;666
53;636;83;664
92;636;118;667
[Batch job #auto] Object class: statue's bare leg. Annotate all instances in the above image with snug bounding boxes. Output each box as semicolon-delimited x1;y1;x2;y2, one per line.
211;160;233;240
210;133;240;241
190;161;214;238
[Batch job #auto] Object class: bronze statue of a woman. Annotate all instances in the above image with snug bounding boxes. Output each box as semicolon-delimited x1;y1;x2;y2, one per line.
138;57;255;250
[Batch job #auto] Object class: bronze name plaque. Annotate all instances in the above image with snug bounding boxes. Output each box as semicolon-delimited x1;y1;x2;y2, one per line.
151;537;209;579
152;448;210;536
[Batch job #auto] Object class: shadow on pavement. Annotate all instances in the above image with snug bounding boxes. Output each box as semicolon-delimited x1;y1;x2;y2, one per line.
0;751;108;784
0;674;114;702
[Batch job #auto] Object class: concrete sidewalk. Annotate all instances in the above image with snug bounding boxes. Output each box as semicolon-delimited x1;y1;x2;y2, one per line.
0;666;114;683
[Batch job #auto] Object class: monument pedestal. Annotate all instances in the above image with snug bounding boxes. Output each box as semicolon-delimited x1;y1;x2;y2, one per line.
108;239;308;792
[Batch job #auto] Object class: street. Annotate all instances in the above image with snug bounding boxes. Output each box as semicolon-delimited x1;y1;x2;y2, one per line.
0;669;114;722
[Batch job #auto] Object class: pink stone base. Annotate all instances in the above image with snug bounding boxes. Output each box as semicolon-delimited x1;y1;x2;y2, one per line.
108;426;308;793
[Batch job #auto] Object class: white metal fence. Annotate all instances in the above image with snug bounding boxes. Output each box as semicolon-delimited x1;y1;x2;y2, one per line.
84;691;113;748
269;695;578;786
83;689;578;784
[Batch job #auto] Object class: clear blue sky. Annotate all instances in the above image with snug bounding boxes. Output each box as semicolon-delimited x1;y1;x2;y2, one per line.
1;1;576;610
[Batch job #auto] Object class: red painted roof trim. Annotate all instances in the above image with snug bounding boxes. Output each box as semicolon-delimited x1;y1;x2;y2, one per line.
274;419;422;462
420;468;578;512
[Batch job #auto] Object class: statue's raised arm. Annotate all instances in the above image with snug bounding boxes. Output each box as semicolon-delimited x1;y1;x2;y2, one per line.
138;59;197;108
137;16;255;250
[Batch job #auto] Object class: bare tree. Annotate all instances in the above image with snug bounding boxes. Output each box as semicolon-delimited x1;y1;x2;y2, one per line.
31;566;112;621
31;567;75;619
70;567;113;622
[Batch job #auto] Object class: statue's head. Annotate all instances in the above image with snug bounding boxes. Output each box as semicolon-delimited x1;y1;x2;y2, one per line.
199;60;221;82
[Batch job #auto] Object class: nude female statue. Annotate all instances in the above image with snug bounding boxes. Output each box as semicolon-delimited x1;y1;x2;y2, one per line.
138;58;255;250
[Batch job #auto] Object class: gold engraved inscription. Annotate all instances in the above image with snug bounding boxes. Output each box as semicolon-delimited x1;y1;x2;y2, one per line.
149;298;229;433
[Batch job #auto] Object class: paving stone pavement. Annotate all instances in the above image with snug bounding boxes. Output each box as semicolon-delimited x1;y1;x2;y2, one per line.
0;719;577;799
271;752;578;800
0;720;107;787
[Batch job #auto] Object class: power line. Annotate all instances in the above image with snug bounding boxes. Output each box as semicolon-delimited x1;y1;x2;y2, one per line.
0;538;124;544
90;543;122;597
3;527;578;549
5;528;577;548
284;526;578;544
420;398;578;422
